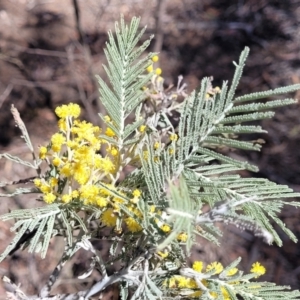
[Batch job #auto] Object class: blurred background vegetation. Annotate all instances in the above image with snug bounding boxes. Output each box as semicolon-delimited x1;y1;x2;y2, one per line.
0;0;300;298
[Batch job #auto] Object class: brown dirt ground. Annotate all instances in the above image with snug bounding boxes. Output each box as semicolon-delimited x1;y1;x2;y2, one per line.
1;0;300;298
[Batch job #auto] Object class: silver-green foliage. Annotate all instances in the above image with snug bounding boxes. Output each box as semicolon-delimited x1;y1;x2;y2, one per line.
0;16;300;300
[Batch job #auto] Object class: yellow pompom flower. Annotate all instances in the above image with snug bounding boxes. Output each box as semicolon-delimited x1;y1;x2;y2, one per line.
139;125;146;133
33;178;41;187
71;190;79;198
154;141;160;150
58;119;67;130
157;250;168;259
50;177;58;187
155;68;162;76
40;184;51;194
206;262;224;274
104;115;111;122
152;55;159;62
43;193;56;204
110;147;118;156
146;64;153;73
132;189;141;198
55;103;81;119
215;86;221;93
192;261;203;273
68;103;81;118
221;286;231;300
227;267;238;276
166;277;176;288
250;262;266;278
105;127;115;137
39;146;47;159
52;157;61;167
101;208;117;227
169;133;178;141
176;276;188;288
95;196;108;207
177;232;188;242
125;217;142;232
149;205;156;213
51;133;66;152
62;194;72;203
60;163;73;177
161;224;171;233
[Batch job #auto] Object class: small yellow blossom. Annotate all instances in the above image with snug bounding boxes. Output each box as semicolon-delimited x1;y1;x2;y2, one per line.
192;261;203;273
152;55;159;62
110;147;118;156
60;163;73;177
157;250;168;259
206;262;224;274
105;127;115;137
221;287;231;300
40;184;51;194
51;133;66;152
52;157;61;167
169;148;174;155
166;277;176;288
73;164;90;185
130;197;139;204
143;150;149;160
62;194;72;203
50;177;58;187
177;276;188;288
125;217;142;232
55;103;81;119
153;156;160;163
95;196;108;207
177;232;188;242
154;141;160;150
71;190;79;198
169;133;178;141
39;146;47;159
227;267;238;276
34;178;41;187
104;115;111;122
190;291;202;298
250;262;266;278
43;193;56;204
185;278;198;289
101;208;117;227
155;68;162;76
161;224;171;233
95;156;114;173
150;205;156;213
139;125;146;133
132;189;141;199
57;119;67;130
146;64;153;73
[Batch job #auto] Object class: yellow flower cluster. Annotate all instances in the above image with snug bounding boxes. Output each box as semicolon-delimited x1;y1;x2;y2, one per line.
35;103;145;233
146;55;162;76
165;260;266;298
250;262;266;278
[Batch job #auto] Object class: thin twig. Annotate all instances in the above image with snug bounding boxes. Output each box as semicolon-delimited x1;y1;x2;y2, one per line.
10;78;68;87
10;44;82;59
71;0;105;127
66;45;99;125
0;84;13;109
153;0;167;54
